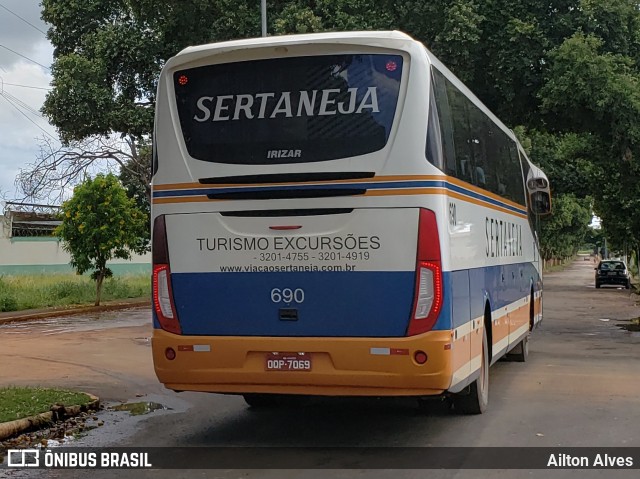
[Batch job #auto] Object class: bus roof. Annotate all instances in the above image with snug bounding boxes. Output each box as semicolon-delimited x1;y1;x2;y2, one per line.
166;30;528;159
174;31;416;57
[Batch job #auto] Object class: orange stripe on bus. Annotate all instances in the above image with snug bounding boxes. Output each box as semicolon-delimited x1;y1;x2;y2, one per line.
152;188;528;218
152;175;527;210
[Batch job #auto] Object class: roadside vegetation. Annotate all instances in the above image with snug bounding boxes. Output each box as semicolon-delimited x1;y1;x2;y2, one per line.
9;1;640;271
55;174;149;306
0;387;92;423
0;273;149;312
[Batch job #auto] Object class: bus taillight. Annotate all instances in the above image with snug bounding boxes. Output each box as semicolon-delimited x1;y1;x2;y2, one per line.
407;209;442;336
153;215;181;335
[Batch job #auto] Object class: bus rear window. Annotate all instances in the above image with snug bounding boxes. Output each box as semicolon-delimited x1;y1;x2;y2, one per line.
173;54;403;165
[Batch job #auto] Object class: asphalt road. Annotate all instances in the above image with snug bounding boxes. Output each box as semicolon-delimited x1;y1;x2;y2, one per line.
2;257;639;478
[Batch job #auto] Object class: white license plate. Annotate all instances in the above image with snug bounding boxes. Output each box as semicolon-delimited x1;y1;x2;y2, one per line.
265;352;312;371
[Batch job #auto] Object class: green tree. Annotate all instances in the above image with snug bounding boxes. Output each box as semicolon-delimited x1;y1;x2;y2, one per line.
35;0;640;258
539;30;640;251
119;148;151;251
538;194;593;261
584;226;603;253
55;173;147;305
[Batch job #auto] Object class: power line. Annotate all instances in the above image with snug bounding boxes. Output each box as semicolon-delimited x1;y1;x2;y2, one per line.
2;89;45;117
0;92;56;140
0;3;47;35
1;90;46;122
0;44;50;70
1;81;51;91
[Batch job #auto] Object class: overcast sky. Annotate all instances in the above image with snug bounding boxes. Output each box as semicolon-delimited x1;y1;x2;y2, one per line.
0;0;56;200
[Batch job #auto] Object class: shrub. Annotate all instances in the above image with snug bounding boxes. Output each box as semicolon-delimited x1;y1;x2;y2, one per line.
0;293;18;312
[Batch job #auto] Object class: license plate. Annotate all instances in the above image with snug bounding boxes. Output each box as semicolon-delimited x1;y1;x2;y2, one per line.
265;352;312;371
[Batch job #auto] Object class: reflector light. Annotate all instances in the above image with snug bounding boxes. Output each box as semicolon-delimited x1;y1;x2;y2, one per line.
177;75;188;86
386;60;397;72
390;348;409;356
414;351;428;364
165;348;176;360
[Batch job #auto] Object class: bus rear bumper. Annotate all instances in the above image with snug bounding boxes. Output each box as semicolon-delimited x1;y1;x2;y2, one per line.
152;329;454;396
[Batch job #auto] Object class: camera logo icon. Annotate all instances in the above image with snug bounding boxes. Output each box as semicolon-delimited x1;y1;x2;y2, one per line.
8;449;40;467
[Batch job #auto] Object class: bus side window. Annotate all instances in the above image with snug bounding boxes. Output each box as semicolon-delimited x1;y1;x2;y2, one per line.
467;102;496;191
504;143;526;205
446;82;475;185
426;87;444;169
431;69;456;175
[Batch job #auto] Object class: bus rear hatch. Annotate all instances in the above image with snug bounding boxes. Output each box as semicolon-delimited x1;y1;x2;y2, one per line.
158;208;431;337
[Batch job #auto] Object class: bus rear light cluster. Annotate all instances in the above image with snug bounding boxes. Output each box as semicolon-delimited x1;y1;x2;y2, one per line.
414;263;442;319
407;209;443;336
152;264;181;334
153;215;182;335
154;265;174;319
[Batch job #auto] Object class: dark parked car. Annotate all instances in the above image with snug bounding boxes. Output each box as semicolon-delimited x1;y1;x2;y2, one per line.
595;260;630;289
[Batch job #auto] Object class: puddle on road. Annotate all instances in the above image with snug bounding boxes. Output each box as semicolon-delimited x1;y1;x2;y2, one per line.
111;402;171;416
0;308;150;335
616;318;640;332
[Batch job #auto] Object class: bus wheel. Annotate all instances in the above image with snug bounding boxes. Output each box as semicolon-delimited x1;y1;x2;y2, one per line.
452;330;489;414
243;394;281;408
507;334;529;362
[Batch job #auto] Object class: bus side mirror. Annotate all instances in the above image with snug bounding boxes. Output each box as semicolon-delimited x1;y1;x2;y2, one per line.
525;169;551;216
530;191;551;216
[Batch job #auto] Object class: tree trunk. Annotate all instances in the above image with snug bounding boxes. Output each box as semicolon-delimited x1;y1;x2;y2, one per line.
95;271;104;306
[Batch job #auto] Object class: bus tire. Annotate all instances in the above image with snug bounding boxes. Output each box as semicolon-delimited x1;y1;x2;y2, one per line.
452;329;489;414
507;334;529;362
243;394;281;408
529;290;535;332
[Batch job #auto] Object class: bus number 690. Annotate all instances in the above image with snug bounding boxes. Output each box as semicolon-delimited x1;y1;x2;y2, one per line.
271;288;305;304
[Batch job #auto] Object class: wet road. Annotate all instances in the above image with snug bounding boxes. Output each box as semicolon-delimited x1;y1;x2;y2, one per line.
0;308;156;400
1;308;149;336
2;258;640;478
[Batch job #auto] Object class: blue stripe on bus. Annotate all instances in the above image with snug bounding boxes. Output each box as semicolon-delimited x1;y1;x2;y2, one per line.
444;183;525;215
463;262;541;328
169;271;420;337
155;263;540;337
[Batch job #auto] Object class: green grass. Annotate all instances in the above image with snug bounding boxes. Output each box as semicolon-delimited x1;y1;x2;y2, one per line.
0;273;149;312
0;387;92;423
543;256;577;273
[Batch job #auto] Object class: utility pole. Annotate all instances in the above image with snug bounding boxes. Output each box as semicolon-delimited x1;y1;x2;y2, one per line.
261;0;267;37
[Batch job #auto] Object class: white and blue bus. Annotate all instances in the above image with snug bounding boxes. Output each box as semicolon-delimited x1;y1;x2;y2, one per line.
151;31;551;413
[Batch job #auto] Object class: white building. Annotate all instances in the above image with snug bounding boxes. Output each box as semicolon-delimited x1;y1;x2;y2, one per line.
0;202;150;275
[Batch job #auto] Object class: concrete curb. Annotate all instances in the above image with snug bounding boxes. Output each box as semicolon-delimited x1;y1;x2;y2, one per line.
0;393;100;441
0;298;150;325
